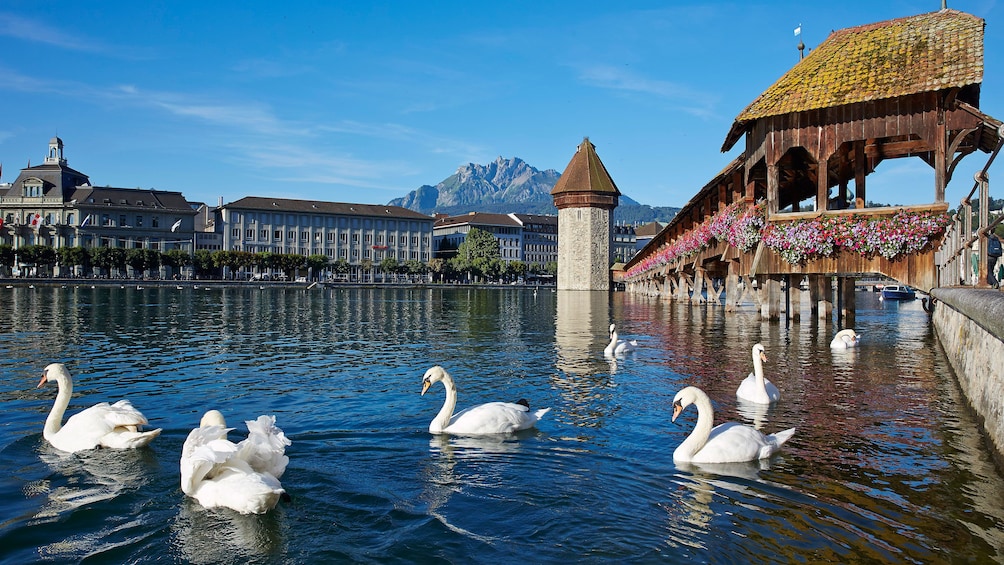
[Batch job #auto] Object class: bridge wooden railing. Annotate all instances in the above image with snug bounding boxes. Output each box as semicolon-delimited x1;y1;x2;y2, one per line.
937;123;1004;288
624;200;951;292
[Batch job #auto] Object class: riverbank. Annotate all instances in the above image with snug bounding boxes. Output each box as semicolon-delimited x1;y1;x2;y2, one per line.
930;287;1004;467
0;276;554;291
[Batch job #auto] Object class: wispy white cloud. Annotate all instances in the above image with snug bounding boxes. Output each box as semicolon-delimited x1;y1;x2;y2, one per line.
577;64;719;119
0;12;147;58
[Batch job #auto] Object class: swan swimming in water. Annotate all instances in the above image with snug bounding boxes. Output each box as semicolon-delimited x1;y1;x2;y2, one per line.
605;324;638;357
421;365;550;435
830;329;861;349
180;410;291;514
735;343;780;404
672;386;795;463
37;363;161;453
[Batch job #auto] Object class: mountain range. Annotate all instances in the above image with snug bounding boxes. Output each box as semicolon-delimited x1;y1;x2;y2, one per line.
387;156;679;224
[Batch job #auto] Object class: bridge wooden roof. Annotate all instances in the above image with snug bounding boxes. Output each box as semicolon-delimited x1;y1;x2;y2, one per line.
723;9;985;151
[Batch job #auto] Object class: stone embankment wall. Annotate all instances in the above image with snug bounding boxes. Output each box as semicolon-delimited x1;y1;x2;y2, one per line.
931;288;1004;462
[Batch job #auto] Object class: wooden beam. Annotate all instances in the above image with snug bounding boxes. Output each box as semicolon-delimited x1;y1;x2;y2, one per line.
816;157;828;212
854;140;866;209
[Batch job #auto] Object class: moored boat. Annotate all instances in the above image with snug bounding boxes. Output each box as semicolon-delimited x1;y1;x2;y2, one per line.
881;284;916;300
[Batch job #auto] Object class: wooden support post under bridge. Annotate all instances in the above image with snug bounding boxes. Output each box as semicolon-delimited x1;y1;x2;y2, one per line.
839;276;856;328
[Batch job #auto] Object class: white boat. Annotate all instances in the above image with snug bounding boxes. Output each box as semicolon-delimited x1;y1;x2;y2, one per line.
881;285;916;300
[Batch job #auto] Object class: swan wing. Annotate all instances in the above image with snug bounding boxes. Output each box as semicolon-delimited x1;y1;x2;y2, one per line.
188;465;285;514
237;415;291;479
53;402;153;452
180;425;234;494
691;422;789;464
736;374;780;404
446;402;546;435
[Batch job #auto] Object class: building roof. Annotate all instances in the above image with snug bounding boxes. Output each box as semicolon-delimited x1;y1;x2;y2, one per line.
434;211;521;228
69;186;195;212
633;221;665;238
7;162;91;200
550;137;621;196
509;213;557;226
723;9;985;151
225;196;433;221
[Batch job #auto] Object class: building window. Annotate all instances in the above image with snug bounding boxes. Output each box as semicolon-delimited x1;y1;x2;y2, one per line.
326;233;334;242
288;230;295;240
352;233;359;243
153;217;160;228
274;230;282;240
301;231;308;241
102;214;111;226
136;216;143;227
365;234;372;244
232;228;240;237
119;215;127;226
260;229;268;240
246;229;254;239
339;233;347;243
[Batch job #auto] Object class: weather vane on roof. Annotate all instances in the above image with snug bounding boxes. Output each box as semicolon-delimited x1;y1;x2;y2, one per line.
795;23;805;60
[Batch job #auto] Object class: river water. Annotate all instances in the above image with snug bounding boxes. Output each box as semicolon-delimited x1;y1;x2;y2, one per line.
0;285;1001;563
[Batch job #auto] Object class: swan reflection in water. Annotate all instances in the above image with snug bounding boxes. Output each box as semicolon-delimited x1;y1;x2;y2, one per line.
31;442;157;560
662;459;773;550
735;398;775;431
170;498;287;564
419;433;531;545
31;442;154;524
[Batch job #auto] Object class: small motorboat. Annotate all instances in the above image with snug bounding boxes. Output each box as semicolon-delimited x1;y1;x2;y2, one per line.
881;284;916;300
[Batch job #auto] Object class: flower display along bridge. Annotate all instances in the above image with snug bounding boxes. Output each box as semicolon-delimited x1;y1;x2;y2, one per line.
621;9;1003;321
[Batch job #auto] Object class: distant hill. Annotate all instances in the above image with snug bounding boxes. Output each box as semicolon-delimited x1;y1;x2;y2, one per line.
387;156;679;224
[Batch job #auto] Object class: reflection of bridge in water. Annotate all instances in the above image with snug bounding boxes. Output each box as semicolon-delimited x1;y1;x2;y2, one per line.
620;9;1003;323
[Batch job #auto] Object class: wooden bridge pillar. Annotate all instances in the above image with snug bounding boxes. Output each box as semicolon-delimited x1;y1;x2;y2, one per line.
812;275;833;321
787;274;801;321
725;261;740;312
757;275;783;320
692;267;707;304
839;276;856;327
676;273;690;301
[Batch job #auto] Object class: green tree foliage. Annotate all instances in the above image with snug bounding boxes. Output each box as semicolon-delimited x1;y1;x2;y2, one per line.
380;257;399;281
331;258;350;277
194;250;217;278
305;254;329;279
0;245;15;271
277;254;306;279
57;246;90;275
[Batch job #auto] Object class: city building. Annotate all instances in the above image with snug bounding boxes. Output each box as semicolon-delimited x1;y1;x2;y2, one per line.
0;137;198;274
218;196;434;280
432;212;559;269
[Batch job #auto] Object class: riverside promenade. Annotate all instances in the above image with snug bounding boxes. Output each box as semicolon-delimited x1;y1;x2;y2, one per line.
931;288;1004;466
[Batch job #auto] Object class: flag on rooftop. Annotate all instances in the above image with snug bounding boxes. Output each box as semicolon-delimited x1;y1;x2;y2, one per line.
80;215;91;227
171;219;183;232
30;213;41;227
794;24;801;36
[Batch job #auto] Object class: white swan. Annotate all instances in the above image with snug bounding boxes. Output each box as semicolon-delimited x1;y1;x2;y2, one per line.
605;324;638;357
180;410;291;514
421;366;550;435
735;343;780;404
830;328;861;349
37;363;161;453
672;386;795;463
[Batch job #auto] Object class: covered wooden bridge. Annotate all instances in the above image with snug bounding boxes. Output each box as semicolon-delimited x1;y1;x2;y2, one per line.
621;8;1003;321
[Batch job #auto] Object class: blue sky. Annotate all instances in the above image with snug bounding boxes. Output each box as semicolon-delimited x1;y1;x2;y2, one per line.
0;1;1000;210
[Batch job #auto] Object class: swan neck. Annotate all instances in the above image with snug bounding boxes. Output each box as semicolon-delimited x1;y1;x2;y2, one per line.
753;353;766;388
431;373;458;433
678;393;714;458
43;373;72;439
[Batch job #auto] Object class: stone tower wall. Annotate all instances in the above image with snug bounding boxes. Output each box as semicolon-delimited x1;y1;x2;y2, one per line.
557;206;611;291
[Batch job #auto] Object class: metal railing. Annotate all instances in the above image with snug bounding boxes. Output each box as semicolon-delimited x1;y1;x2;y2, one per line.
937;124;1004;287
